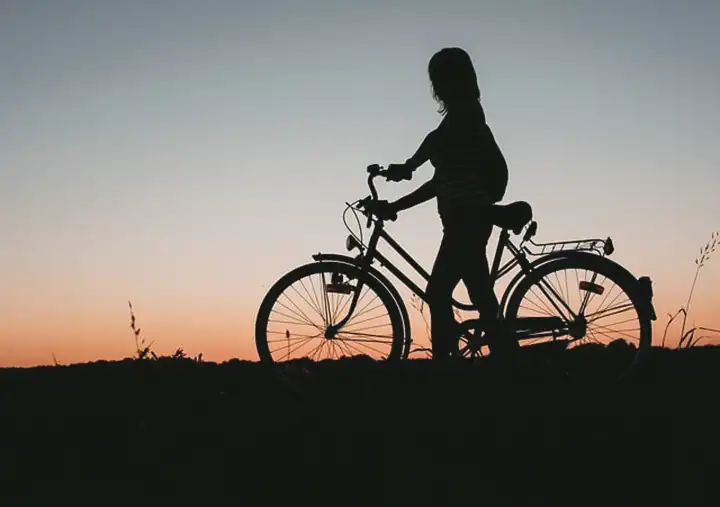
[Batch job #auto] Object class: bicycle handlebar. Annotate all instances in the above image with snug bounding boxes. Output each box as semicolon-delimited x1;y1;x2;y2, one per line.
361;164;389;227
366;163;384;199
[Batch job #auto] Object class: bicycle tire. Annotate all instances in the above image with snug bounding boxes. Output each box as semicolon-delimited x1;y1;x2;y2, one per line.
312;254;413;359
255;261;405;363
504;253;652;380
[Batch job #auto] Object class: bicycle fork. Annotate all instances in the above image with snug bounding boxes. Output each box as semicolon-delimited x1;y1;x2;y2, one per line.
324;227;384;337
323;274;367;338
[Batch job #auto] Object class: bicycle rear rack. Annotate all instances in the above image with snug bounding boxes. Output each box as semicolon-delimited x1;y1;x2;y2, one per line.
523;236;614;257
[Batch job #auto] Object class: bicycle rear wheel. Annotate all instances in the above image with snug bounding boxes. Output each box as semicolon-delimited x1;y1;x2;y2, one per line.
504;254;653;380
255;261;405;363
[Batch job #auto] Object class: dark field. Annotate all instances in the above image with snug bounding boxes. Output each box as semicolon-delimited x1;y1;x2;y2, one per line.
2;346;719;506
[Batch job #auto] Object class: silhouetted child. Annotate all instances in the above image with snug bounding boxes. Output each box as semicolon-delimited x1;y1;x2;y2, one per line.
372;47;509;360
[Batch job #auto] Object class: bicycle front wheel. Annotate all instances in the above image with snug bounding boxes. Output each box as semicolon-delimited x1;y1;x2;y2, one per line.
255;261;405;363
504;254;653;379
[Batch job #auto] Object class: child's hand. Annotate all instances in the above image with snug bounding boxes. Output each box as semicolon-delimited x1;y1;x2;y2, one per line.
384;163;414;182
362;199;398;221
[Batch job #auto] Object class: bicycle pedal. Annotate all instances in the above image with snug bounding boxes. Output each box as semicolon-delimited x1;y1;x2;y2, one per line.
579;281;604;295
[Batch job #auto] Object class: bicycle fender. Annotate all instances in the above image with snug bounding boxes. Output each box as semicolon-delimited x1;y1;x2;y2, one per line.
531;250;644;284
311;253;413;357
501;250;657;321
500;251;608;310
498;253;565;312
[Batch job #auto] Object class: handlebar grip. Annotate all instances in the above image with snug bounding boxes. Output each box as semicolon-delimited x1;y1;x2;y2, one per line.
366;164;382;176
363;164;384;228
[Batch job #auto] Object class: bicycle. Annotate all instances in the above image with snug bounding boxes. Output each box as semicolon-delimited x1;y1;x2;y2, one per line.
255;164;657;379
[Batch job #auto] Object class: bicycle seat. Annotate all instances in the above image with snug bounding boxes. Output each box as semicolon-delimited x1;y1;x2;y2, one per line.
489;201;533;235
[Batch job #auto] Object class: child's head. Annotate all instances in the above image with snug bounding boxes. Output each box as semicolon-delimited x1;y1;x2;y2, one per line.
428;47;480;115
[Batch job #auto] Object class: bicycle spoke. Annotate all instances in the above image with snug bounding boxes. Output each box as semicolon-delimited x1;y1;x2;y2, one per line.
578;269;602;315
296;277;327;325
541;272;578;319
345;300;386;325
510;262;645;352
589;276;615;313
290;281;325;324
586;327;622;344
590;286;626;320
552;269;568;310
329;289;342;324
280;291;324;330
333;285;359;320
588;322;640;342
335;337;387;356
307;340;326;361
333;283;370;324
329;340;344;359
335;339;354;357
598;284;623;314
267;330;321;340
340;340;371;356
341;312;390;329
584;328;604;345
268;317;318;328
585;302;635;323
527;284;567;319
519;300;555;317
269;308;319;329
335;331;394;343
273;298;317;329
346;291;380;323
270;336;316;359
589;314;638;329
260;264;400;363
320;272;332;326
341;321;393;333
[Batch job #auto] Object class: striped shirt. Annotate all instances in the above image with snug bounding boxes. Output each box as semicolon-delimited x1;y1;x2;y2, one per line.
428;103;508;221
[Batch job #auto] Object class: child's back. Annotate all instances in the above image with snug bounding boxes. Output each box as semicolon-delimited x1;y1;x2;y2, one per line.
430;101;508;223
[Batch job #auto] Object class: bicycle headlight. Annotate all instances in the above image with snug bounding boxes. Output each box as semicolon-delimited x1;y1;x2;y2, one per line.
346;235;360;252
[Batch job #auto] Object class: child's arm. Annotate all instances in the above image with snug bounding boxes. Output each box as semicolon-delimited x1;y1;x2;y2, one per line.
387;128;441;212
404;129;439;170
391;177;437;212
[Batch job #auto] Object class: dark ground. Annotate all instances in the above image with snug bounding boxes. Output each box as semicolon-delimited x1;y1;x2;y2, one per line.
1;345;719;506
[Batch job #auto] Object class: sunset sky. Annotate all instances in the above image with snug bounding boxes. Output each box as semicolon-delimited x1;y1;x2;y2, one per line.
2;0;719;367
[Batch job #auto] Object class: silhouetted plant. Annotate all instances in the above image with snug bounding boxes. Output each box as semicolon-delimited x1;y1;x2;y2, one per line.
128;301;157;360
408;294;433;357
662;231;719;348
127;301;204;361
171;348;203;362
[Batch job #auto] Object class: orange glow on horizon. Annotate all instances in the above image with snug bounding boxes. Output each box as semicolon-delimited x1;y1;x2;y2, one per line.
2;286;718;368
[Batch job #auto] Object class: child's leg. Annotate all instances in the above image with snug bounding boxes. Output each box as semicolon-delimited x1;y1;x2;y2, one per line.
460;214;519;357
426;233;464;360
459;218;499;324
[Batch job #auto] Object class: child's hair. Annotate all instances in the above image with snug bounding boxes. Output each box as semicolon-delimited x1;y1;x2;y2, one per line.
428;47;481;115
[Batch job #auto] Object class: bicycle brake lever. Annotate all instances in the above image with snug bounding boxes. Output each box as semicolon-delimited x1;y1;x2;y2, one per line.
355;196;373;228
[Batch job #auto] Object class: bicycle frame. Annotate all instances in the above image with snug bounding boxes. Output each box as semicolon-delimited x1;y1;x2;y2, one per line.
322;168;615;345
351;217;524;311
